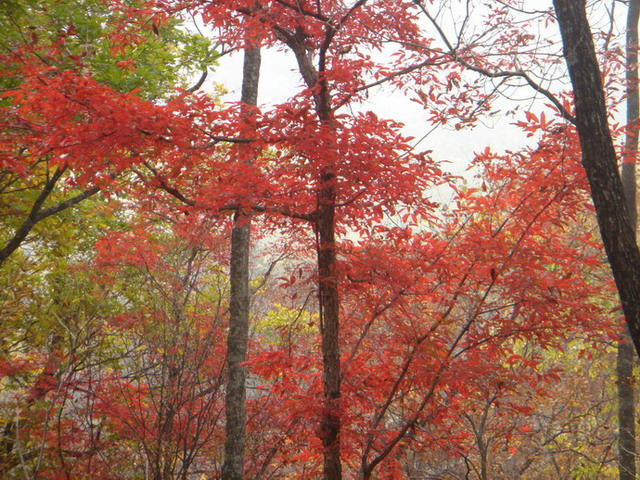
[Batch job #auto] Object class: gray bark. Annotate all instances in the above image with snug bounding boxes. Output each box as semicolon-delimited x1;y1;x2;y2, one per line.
618;1;639;478
222;46;261;480
619;330;637;480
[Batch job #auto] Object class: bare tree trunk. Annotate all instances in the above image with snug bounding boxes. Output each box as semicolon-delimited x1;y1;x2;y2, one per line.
222;46;261;480
618;1;639;478
553;0;640;357
619;333;637;480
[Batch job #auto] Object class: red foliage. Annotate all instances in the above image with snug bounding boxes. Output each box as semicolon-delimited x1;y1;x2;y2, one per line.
1;0;624;478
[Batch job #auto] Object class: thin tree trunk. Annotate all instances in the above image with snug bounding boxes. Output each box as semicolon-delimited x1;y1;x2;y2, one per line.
317;169;342;480
222;45;261;480
553;0;640;357
618;1;639;478
282;27;343;480
315;60;343;480
275;23;343;479
619;333;637;480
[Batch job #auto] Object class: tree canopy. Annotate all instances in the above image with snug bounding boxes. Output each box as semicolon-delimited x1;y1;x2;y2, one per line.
1;1;638;479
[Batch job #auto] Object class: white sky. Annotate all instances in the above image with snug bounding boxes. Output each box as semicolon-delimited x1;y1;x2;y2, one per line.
212;48;532;182
202;0;627;188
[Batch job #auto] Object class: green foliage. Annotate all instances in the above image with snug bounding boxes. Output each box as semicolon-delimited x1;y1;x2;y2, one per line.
255;304;316;346
0;197;124;355
0;0;214;98
572;460;616;480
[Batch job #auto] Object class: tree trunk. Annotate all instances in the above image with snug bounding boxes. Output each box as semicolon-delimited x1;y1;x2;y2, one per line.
619;332;637;480
276;23;343;479
222;46;261;480
317;169;342;480
618;1;639;478
553;0;640;357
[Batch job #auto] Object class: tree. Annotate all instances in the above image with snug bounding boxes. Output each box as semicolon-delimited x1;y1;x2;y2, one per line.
223;43;261;480
0;0;213;267
2;1;635;479
617;0;639;477
551;0;640;357
62;2;628;479
0;197;119;477
0;202;231;478
406;342;618;479
93;219;229;479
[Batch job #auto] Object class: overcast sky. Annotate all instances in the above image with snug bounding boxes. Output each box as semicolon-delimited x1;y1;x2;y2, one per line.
213;48;533;182
200;0;628;189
